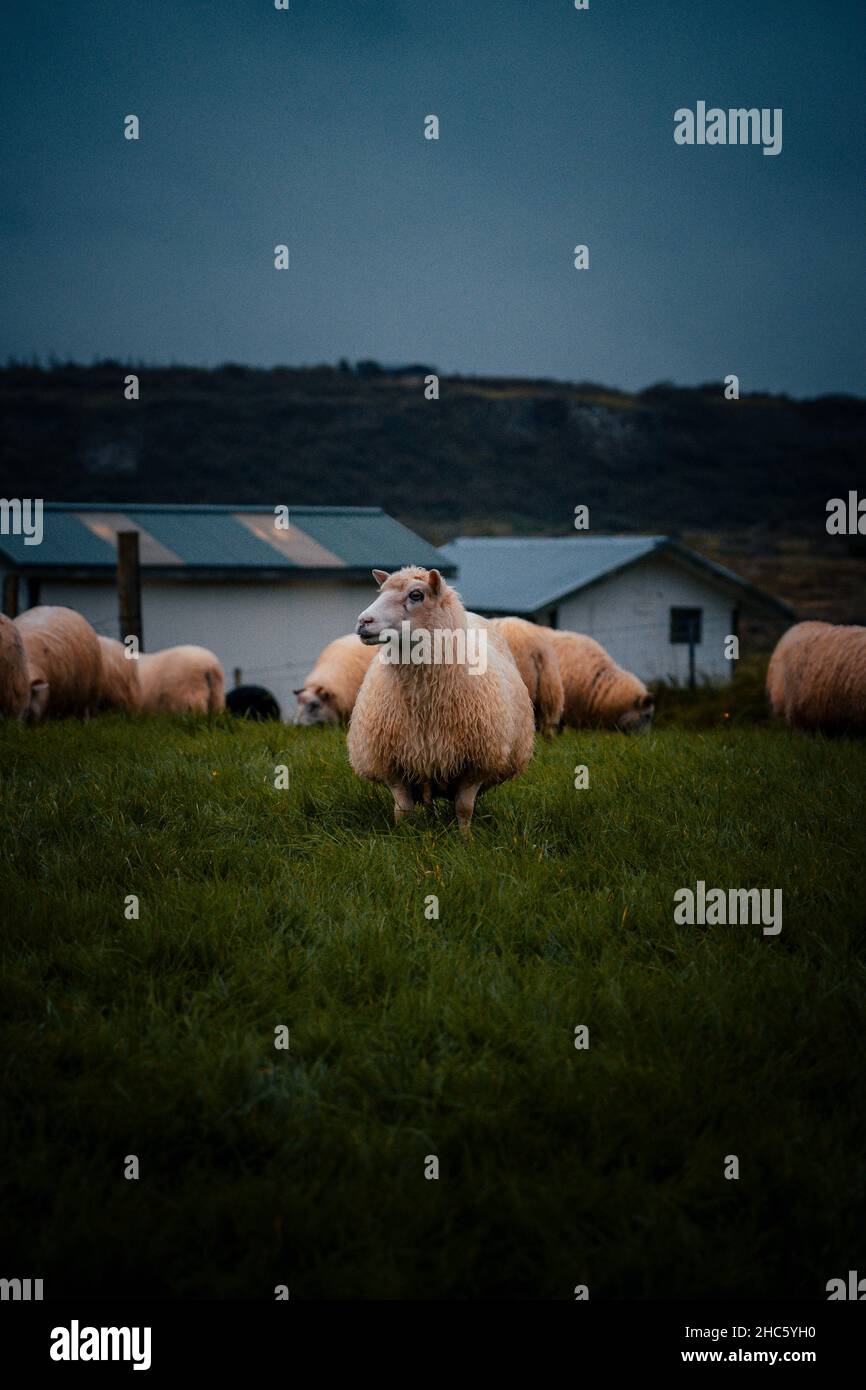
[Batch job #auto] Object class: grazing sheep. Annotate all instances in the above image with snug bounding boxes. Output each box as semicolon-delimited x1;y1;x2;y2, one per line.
766;620;866;733
227;684;282;721
347;567;534;833
765;621;820;720
491;616;564;737
542;628;654;732
0;614;32;719
96;636;142;713
295;633;377;726
14;605;102;719
138;645;225;714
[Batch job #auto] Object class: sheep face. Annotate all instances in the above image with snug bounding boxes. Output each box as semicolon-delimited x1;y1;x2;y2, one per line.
356;567;445;645
294;685;341;726
28;680;50;721
615;691;655;733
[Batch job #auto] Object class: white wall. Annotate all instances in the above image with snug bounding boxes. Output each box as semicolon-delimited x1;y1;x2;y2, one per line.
32;576;375;717
555;555;737;684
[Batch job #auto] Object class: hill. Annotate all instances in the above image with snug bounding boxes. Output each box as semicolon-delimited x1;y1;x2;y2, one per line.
2;362;864;537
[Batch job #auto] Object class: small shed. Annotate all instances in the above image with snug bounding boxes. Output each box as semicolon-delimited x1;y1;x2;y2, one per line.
441;536;794;684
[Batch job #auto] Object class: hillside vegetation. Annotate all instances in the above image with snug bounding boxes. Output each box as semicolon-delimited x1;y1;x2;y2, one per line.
2;363;864;540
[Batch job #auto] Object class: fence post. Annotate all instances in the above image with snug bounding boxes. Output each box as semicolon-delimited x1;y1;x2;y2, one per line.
117;530;143;651
2;571;19;618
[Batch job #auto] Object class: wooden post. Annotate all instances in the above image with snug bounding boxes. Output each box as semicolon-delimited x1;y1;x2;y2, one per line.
3;571;19;618
233;667;242;688
117;530;143;651
688;617;697;691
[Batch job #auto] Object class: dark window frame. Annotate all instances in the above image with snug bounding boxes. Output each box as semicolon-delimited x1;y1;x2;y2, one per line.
670;606;703;644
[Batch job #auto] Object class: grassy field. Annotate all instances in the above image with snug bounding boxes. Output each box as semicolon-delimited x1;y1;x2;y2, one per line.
1;711;865;1300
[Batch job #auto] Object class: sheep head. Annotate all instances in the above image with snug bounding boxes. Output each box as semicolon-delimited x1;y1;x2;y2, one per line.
294;684;340;726
356;567;457;645
28;680;50;721
614;688;655;733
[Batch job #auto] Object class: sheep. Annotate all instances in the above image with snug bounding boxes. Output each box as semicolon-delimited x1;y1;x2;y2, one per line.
96;636;142;713
294;633;378;726
766;620;866;733
765;621;821;720
542;628;654;732
490;616;564;737
14;605;102;719
347;567;535;833
137;645;225;714
0;613;32;719
226;684;282;721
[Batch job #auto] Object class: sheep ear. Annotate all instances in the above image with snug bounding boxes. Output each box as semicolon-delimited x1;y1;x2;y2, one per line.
427;569;442;595
372;569;389;586
29;680;49;720
293;688;305;696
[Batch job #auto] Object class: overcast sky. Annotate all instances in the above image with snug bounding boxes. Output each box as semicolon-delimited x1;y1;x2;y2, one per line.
1;0;863;395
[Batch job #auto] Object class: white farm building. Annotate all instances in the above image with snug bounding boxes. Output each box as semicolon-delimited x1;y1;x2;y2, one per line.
0;504;456;717
442;535;794;685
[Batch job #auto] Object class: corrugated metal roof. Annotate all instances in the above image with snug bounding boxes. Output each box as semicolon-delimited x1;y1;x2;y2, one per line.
442;536;664;612
441;535;795;618
0;504;453;575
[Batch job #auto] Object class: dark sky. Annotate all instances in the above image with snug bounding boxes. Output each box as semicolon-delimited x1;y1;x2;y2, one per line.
1;0;863;394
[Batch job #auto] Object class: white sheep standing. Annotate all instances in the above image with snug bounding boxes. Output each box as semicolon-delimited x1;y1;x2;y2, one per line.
0;613;32;719
14;605;102;719
295;633;378;725
137;645;225;714
347;567;535;833
96;635;142;713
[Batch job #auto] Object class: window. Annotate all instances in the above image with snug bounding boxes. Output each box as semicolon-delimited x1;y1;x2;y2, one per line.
670;607;702;644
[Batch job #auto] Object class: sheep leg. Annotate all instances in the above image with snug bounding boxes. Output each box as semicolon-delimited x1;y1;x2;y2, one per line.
453;777;482;837
388;780;416;824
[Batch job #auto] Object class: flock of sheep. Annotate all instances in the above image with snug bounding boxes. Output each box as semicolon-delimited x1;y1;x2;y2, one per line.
0;607;223;720
1;566;863;833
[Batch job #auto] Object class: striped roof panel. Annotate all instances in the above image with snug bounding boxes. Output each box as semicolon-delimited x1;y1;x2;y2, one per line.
0;504;453;574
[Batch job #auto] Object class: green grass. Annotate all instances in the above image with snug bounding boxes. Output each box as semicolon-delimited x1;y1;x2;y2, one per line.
1;715;864;1299
651;655;773;729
